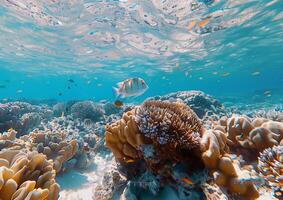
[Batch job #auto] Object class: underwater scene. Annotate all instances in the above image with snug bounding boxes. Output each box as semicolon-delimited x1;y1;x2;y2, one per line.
0;0;283;200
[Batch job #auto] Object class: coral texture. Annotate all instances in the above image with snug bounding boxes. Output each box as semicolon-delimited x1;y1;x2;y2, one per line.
200;129;259;199
0;149;60;200
258;145;283;198
70;101;105;122
105;108;147;163
136;100;203;153
25;129;78;173
147;90;226;118
217;116;283;151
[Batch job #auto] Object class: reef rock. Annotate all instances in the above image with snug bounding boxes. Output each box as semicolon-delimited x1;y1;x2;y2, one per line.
70;101;105;122
147;90;226;119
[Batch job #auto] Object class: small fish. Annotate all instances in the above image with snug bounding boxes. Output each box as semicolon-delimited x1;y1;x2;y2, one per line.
97;83;103;87
113;77;148;98
68;79;75;83
114;100;124;107
86;80;92;85
182;177;194;185
221;72;230;77
16;90;23;93
0;84;6;89
68;86;71;89
199;16;211;27
125;159;135;163
264;90;271;96
58;93;62;96
60;112;65;118
252;71;260;76
188;20;197;30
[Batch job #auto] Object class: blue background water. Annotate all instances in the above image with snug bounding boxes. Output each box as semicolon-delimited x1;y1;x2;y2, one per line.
0;0;282;103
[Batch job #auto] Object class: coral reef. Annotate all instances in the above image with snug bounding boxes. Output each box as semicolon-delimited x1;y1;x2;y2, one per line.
24;129;79;173
0;102;53;135
70;101;105;122
0;149;60;200
147;90;226;119
258;145;283;199
200;129;259;199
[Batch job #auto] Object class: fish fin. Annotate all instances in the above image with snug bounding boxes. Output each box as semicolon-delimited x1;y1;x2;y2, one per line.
113;87;120;97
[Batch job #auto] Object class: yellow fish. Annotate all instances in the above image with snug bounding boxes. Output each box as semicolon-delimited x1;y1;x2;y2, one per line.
182;177;194;185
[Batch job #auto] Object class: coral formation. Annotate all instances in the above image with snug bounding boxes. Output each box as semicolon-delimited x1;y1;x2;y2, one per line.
105;108;147;163
147;90;226;119
24;129;79;173
70;101;105;122
200;129;259;199
0;102;53;135
136;100;203;153
0;149;60;200
258;145;283;198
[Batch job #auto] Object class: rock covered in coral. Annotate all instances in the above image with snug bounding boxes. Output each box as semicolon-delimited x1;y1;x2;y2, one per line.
0;149;60;200
258;145;283;198
0;102;53;135
70;101;105;122
0;129;26;150
147;90;226;118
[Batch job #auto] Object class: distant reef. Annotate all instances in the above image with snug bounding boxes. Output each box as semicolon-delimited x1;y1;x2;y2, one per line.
0;90;282;200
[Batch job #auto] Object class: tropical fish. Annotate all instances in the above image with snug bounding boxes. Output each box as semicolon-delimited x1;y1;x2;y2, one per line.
58;92;62;96
182;177;194;185
199;16;212;27
114;100;124;107
188;20;197;30
16;89;23;93
0;84;6;89
113;77;148;98
68;79;75;83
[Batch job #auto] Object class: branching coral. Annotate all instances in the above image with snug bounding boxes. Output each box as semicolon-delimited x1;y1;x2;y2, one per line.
0;149;60;200
258;145;283;199
70;101;105;122
25;129;78;173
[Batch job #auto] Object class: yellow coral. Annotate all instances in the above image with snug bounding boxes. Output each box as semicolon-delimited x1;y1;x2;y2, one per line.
200;129;259;199
105;108;148;163
0;149;60;200
25;129;78;173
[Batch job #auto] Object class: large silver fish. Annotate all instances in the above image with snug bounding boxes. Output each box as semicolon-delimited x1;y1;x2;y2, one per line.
113;77;148;98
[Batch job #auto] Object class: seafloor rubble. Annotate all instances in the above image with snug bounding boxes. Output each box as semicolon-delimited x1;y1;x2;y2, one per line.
0;90;282;200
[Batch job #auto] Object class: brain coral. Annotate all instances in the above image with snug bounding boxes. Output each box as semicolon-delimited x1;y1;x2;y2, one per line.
258;145;283;198
25;129;78;173
135;100;203;153
0;149;60;200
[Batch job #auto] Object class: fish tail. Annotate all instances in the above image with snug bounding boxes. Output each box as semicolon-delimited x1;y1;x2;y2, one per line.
113;87;120;97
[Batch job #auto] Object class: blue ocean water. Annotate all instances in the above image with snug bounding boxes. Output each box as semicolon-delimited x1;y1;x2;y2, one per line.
0;0;282;103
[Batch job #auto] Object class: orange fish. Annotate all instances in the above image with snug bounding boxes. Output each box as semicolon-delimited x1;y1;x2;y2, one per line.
199;16;212;27
188;20;197;30
125;159;135;163
114;100;124;107
182;177;194;185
